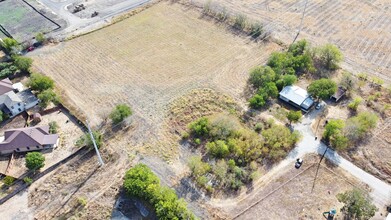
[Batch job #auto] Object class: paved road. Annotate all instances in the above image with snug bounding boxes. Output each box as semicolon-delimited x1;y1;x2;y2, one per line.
290;107;391;206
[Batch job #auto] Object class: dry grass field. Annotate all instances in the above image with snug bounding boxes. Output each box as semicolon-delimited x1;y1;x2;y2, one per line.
31;1;278;128
194;0;391;83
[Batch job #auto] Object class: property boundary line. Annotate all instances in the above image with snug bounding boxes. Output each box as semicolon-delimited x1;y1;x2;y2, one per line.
232;163;316;219
0;146;87;205
20;0;61;31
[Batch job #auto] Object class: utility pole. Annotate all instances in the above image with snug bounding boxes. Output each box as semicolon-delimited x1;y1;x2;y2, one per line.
86;120;104;166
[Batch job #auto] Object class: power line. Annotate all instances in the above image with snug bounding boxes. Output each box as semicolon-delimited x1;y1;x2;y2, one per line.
86;120;104;166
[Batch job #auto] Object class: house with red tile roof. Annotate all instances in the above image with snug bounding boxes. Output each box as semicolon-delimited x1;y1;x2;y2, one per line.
0;125;59;155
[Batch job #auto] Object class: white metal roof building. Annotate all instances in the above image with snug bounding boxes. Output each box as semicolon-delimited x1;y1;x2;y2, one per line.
279;85;314;112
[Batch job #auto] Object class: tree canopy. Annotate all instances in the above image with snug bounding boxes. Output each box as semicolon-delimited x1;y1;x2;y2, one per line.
13;56;33;72
337;189;378;219
0;38;18;53
25;152;45;170
316;44;343;70
286;110;302;124
110;104;132;124
28;73;54;92
124;164;196;220
37;89;58;108
307;78;337;100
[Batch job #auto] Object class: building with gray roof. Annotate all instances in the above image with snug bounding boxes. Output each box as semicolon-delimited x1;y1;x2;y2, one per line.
279;85;314;112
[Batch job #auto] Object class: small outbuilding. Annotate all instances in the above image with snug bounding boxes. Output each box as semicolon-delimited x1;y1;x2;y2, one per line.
330;86;346;102
279;85;315;112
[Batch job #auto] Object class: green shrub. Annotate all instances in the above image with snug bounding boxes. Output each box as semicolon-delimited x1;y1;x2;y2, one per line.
110;104;132;124
49;121;59;134
206;140;229;158
12;56;32;72
77;197;87;207
249;21;263;38
3;176;15;186
23;177;33;185
25;152;45;170
189;117;209;136
76;131;103;149
38;89;58;108
194;138;201;145
124;164;196;219
348;97;362;112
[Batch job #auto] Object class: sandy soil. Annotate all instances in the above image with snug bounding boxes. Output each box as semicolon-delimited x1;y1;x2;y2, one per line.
192;0;391;84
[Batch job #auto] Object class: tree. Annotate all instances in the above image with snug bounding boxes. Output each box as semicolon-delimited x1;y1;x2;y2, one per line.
249;93;266;108
337;189;378;219
37;89;58;108
267;52;295;75
323;119;345;141
345;112;378;142
288;39;309;56
348;97;362;112
316;44;343;70
49;121;58;134
28;73;54;92
282;74;297;86
0;110;4;122
76;131;103;149
286;110;302;124
13;56;32;72
249;66;276;88
110;104;132;124
0;38;18;53
262;82;279;98
307;78;337;100
123;164;160;200
25;152;45;170
35;33;45;43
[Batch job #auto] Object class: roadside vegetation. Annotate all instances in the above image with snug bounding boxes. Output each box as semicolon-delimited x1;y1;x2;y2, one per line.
76;131;103;149
185;114;300;193
248;40;342;109
123;164;196;219
323;112;378;150
337;189;378;219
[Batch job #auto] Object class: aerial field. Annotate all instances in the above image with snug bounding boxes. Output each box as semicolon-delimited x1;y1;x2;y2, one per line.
0;0;60;42
30;2;279;128
195;0;391;83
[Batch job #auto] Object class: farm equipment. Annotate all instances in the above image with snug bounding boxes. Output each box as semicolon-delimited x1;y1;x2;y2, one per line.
73;4;85;13
91;11;99;17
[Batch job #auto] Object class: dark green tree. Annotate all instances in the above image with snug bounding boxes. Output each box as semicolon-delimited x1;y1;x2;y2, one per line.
13;56;33;72
28;73;54;92
249;66;276;88
286;110;302;124
337;189;378;219
317;44;343;70
307;78;337;100
25;152;45;170
37;89;58;108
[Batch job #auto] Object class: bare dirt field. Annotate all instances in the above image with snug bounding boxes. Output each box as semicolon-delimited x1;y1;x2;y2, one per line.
215;154;377;219
30;1;280;154
193;0;391;83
